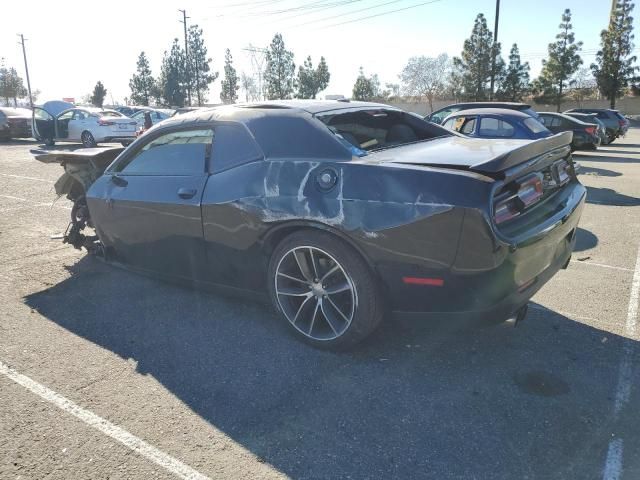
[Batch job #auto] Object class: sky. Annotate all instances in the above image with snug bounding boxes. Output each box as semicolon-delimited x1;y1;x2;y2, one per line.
0;0;635;106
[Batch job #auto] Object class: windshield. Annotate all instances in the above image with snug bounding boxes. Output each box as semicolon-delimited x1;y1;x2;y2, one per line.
317;108;451;155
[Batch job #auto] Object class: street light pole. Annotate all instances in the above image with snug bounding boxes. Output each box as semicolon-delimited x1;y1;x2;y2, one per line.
489;0;500;101
18;34;33;109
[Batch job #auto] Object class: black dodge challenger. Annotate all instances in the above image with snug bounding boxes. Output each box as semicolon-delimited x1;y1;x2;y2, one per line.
33;100;586;349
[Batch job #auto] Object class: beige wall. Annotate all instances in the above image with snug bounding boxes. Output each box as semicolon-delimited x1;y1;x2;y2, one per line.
387;97;640;116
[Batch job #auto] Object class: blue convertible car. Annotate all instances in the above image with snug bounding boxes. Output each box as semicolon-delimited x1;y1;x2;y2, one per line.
441;108;552;140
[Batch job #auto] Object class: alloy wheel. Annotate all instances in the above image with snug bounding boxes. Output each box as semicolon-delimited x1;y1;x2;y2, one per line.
275;246;357;341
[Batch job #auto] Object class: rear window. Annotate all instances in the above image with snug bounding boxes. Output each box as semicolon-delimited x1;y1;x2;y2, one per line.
318;108;451;153
613;111;625;120
478;117;515;137
524;118;548;134
521;107;539;119
101;111;123;118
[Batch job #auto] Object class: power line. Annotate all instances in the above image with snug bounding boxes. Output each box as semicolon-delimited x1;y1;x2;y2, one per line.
291;0;406;29
316;0;446;29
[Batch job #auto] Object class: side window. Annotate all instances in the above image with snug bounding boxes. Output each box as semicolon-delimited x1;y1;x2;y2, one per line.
478;117;515;137
116;128;213;175
212;124;262;172
73;111;86;120
460;117;476;135
431;108;453;124
551;117;562;127
597;112;608;119
58;111;74;121
442;118;456;130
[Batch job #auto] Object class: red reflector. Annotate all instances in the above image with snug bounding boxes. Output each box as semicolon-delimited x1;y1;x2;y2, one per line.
585;126;596;135
402;277;444;287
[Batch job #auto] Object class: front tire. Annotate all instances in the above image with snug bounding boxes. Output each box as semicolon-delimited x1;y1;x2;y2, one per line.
268;230;384;349
81;131;97;148
607;135;616;144
44;137;55;146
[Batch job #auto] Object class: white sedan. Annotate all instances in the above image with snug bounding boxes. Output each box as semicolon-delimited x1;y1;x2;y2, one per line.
33;101;138;147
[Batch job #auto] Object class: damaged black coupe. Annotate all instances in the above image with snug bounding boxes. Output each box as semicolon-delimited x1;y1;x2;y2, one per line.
32;100;586;349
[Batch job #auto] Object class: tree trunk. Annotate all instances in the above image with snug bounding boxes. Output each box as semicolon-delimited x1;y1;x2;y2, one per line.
428;95;433;114
557;80;563;112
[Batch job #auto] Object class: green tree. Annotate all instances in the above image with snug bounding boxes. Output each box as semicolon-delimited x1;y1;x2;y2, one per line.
158;39;187;107
454;14;501;101
352;67;376;101
295;56;330;99
315;57;330;96
264;33;296;100
129;51;155;106
400;54;449;113
591;0;638;108
220;49;239;104
498;44;530;101
0;66;27;106
90;81;107;108
187;25;218;106
539;9;583;111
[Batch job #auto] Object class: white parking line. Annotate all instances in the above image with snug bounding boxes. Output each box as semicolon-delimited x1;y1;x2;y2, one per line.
603;438;624;480
570;260;634;273
0;194;27;201
0;360;211;480
603;243;640;479
0;172;53;183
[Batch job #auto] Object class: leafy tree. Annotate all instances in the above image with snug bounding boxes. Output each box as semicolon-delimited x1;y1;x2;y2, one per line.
315;57;330;96
444;62;464;103
90;81;107;108
454;14;502;101
385;83;401;97
240;72;258;102
220;49;239;104
568;67;597;106
352;67;376;101
0;66;27;106
400;54;449;113
264;33;296;100
295;56;331;99
187;25;218;106
539;9;583;111
498;44;530;101
158;39;187;107
129;51;155;106
591;0;638;108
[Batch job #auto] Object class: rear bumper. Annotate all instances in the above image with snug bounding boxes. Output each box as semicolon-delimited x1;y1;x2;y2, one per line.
383;182;586;322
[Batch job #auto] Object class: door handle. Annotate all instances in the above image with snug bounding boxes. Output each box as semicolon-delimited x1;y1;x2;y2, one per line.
177;188;197;199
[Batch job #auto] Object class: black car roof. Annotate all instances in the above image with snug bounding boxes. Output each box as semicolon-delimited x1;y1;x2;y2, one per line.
160;100;400;126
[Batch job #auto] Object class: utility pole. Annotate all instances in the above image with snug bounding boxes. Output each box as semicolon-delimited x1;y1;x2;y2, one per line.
18;34;34;109
179;9;191;106
489;0;500;101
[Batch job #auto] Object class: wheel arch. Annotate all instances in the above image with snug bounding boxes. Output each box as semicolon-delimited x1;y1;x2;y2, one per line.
261;220;379;277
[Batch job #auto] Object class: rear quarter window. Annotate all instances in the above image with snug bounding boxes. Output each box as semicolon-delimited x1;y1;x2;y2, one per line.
212;124;263;172
523;117;548;134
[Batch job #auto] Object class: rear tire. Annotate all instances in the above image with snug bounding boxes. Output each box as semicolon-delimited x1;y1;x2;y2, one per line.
81;131;97;148
268;230;384;350
44;137;55;147
607;135;616;144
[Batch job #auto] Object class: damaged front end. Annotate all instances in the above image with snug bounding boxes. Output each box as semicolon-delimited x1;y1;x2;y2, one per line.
31;147;124;254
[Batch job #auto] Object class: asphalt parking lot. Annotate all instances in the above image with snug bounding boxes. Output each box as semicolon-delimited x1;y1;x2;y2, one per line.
0;131;639;479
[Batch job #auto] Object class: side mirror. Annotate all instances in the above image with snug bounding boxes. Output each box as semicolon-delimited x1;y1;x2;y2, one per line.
111;175;128;187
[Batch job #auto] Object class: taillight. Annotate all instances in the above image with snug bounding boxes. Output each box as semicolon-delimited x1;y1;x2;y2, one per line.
494;173;544;225
619;119;625;127
98;119;114;126
585;126;596;135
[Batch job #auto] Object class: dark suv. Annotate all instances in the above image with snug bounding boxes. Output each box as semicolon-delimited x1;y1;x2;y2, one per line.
426;102;538;125
564;108;629;144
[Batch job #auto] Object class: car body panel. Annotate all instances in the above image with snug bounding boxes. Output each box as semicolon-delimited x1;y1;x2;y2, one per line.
427;102;538;125
538;112;600;150
441;108;552;140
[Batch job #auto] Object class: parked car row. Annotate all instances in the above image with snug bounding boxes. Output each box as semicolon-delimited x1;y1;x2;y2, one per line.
0;107;33;141
431;101;629;152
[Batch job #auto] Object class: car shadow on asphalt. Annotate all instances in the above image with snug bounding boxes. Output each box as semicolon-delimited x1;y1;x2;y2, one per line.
23;256;640;479
577;166;622;177
573;227;598;252
586;186;640;206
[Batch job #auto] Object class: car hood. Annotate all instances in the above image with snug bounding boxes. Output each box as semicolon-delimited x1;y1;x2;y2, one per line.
364;132;573;176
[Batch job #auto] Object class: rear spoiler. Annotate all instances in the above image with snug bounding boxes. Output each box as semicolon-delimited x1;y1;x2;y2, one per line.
469;131;572;175
30;146;124;165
